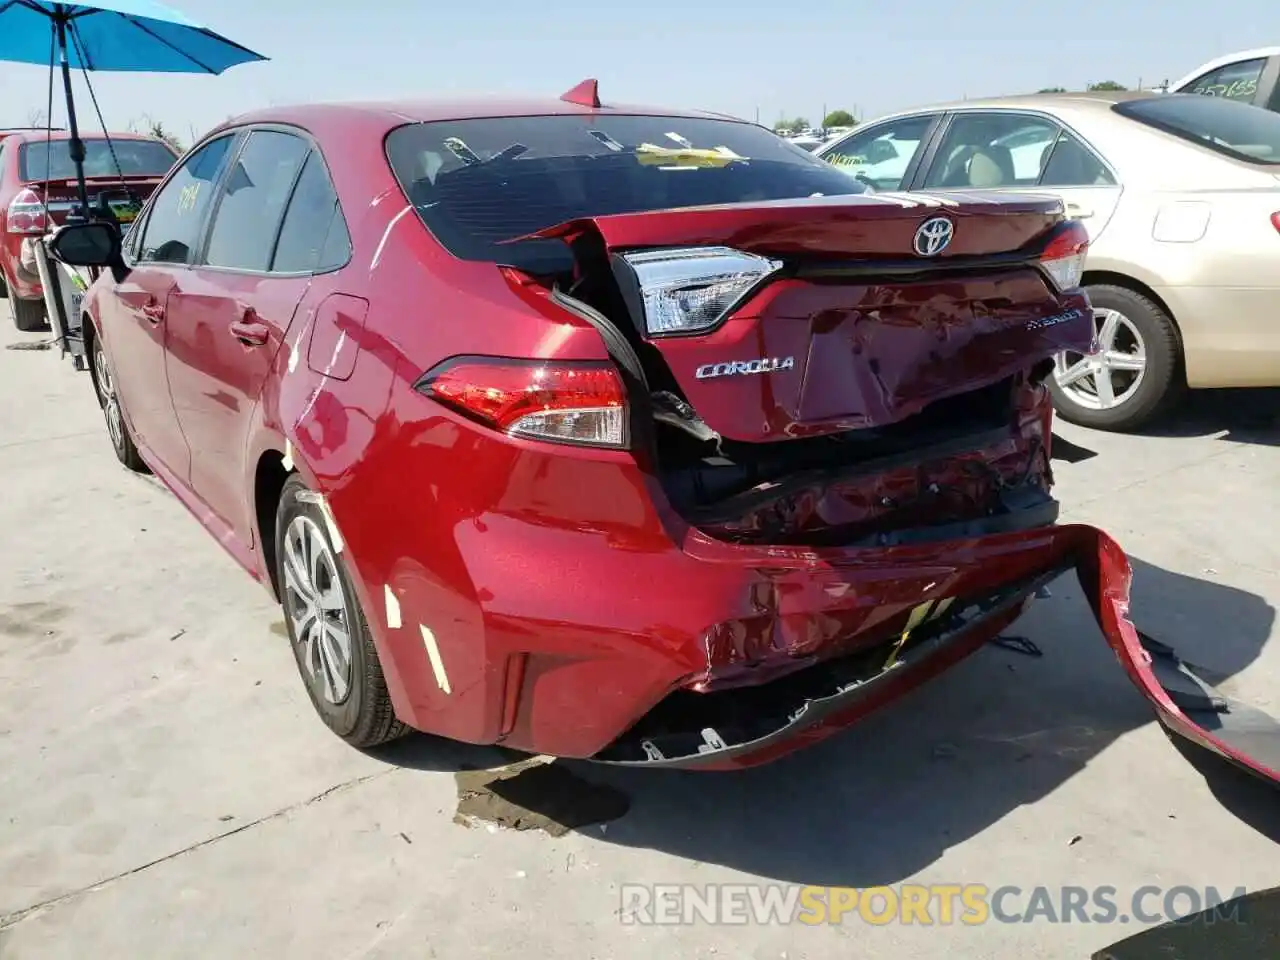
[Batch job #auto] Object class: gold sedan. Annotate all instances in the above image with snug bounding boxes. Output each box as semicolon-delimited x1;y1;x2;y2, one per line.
816;91;1280;431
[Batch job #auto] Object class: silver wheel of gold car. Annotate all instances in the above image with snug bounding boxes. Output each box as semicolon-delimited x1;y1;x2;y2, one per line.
1048;284;1183;433
1053;308;1147;411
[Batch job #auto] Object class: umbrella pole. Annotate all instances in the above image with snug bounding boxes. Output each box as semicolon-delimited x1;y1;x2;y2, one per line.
54;15;91;217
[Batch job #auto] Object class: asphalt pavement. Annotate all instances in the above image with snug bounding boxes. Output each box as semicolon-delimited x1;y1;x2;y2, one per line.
1;302;1277;959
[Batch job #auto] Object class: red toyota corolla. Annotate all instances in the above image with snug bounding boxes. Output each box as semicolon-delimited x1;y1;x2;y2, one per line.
47;83;1279;777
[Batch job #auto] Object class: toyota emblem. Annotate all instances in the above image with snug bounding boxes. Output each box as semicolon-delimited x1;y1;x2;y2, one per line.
913;216;955;257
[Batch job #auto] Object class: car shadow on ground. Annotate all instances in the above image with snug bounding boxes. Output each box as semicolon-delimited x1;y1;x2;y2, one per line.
555;554;1275;886
1142;388;1280;447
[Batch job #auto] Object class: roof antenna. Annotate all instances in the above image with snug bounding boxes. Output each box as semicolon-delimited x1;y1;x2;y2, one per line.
560;78;602;108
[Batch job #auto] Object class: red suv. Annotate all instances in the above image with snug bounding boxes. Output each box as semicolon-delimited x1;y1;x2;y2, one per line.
0;129;176;330
46;89;1248;776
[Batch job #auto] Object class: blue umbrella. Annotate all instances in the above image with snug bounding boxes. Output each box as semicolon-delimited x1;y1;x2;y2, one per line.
0;0;266;210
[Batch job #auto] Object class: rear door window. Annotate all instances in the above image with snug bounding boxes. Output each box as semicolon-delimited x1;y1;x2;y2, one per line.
923;113;1061;189
271;150;351;273
203;130;311;272
1179;58;1267;103
135;134;235;266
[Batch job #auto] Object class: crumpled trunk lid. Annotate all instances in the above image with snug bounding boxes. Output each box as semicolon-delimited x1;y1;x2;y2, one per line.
533;193;1093;443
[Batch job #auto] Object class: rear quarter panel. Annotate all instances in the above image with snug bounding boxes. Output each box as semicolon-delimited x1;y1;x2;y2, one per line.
256;112;629;738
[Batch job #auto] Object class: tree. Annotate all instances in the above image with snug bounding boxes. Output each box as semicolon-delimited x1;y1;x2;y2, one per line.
1087;80;1128;92
823;109;855;128
130;114;184;154
1037;86;1068;94
24;106;49;128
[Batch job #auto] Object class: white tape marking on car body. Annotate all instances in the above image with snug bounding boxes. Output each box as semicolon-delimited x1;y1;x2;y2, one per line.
910;193;961;207
419;624;452;694
370;205;414;273
384;584;402;629
299;491;345;554
318;497;344;554
282;439;293;471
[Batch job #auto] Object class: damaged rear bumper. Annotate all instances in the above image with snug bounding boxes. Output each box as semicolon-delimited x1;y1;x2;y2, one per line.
589;524;1280;779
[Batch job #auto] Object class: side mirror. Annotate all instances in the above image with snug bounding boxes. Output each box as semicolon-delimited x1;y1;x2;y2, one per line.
48;221;120;267
48;221;127;282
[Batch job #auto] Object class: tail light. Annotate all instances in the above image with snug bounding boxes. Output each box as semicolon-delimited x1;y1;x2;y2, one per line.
1038;220;1089;292
6;188;47;235
416;357;628;449
1270;212;1280;234
619;246;781;335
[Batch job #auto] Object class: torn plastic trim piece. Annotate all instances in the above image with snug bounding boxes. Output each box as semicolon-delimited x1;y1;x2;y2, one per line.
590;565;1066;767
548;285;647;388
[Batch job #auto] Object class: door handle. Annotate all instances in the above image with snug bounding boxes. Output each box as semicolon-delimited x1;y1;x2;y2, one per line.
140;300;165;323
230;313;270;346
1065;202;1095;219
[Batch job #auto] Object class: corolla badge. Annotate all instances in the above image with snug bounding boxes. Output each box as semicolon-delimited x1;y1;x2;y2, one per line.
695;356;796;380
913;216;954;257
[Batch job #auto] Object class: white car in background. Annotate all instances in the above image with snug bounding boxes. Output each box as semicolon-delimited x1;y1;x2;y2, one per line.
1170;47;1280;110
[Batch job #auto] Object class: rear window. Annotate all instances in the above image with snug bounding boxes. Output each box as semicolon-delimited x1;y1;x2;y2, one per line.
1113;94;1280;165
19;137;178;182
385;114;868;272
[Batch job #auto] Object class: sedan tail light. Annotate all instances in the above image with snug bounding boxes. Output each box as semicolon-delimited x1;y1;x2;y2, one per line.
6;188;48;235
416;357;628;449
1270;212;1280;234
1039;220;1089;292
619;246;781;335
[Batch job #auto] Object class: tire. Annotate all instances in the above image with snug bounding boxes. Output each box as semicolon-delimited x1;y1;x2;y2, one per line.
89;327;150;473
1048;284;1184;432
275;474;408;749
12;296;48;332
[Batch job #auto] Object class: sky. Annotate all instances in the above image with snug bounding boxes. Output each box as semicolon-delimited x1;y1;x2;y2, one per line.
1;0;1276;145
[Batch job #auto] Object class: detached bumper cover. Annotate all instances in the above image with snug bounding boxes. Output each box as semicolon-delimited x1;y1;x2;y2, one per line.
594;524;1280;780
1084;532;1280;785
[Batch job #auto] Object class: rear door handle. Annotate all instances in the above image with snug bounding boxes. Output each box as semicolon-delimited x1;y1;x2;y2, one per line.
140;300;165;323
1065;202;1094;219
230;313;270;346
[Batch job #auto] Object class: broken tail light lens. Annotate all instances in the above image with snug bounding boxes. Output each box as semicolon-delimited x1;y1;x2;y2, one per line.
1038;220;1089;293
6;188;47;235
621;246;781;335
416;357;628;449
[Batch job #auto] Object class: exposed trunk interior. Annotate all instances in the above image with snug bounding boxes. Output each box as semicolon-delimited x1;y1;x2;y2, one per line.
533;227;1060;549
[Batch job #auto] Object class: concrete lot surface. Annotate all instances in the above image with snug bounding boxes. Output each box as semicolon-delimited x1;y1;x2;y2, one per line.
1;303;1277;959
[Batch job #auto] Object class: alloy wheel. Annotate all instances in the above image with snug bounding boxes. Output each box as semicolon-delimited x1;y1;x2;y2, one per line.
281;515;353;705
1053;308;1147;411
93;340;126;455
